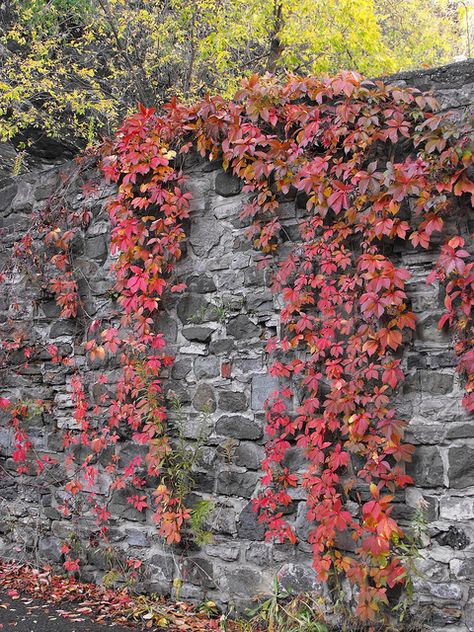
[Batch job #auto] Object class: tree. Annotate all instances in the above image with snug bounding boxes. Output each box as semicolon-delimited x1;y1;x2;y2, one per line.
0;0;466;149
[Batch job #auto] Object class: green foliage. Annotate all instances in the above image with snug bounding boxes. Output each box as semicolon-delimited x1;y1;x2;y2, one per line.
248;577;329;632
0;0;468;148
189;499;214;546
164;394;213;544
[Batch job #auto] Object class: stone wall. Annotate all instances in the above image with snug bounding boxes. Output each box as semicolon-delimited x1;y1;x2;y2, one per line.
1;61;474;630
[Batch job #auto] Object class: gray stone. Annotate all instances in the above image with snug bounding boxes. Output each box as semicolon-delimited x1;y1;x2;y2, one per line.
50;320;78;338
149;553;175;580
182;326;213;343
187;275;217;293
166;380;192;405
177;294;210;325
38;536;62;562
282;447;307;471
40;300;61;318
448;446;474;488
154;312;178;342
220;567;261;596
295;503;311;542
277;563;320;593
171;357;193;380
126;529;149;547
418;370;454;395
215;415;262;440
456;558;474;580
193;383;216;412
217;469;260;498
245;542;271;566
194;356;219;379
182;556;214;589
215;171;243;197
447;424;474;439
85;235;108;262
226;315;259;340
237;503;266;541
218;390;247;412
251;374;279;410
440;497;474;521
189;219;224;257
436;526;470;550
34;180;57;201
430;605;463;626
191;469;215;494
205;542;240;561
11;181;33;211
209;502;237;534
209;338;235;354
234;442;264;470
108;489;147;522
466;597;474;631
0;183;18;211
407;446;445;487
426;582;464;601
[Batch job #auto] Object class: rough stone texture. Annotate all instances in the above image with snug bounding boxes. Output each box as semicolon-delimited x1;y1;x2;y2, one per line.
0;61;474;626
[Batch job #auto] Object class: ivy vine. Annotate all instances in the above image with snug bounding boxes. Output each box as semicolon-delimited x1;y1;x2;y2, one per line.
1;72;473;621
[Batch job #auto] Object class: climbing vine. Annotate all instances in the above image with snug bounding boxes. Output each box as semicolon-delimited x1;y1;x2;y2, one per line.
1;72;474;621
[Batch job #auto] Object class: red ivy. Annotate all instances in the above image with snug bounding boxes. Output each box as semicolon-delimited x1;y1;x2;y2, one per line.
1;73;473;620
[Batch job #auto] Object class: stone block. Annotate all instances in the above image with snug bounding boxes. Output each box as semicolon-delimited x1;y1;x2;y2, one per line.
11;181;33;211
418;370;454;395
177;294;210;325
182;326;214;343
466;596;474;631
182;556;214;589
215;171;242;197
205;542;240;561
407;446;445;487
209;502;237;535
436;525;470;550
193;383;216;412
85;235;108;262
194;356;220;379
455;558;474;580
251;374;279;410
215;415;262;440
108;489;147;522
226;315;259;340
50;320;77;339
216;470;260;498
38;536;62;562
209;338;235;354
424;582;464;601
187;275;217;295
0;182;18;211
149;553;175;581
220;567;261;596
154;312;178;342
189;219;224;257
245;542;271;566
440;497;474;521
126;529;149;547
171;357;193;380
234;442;264;470
448;446;474;488
218;390;247;412
237;503;266;541
277;563;320;593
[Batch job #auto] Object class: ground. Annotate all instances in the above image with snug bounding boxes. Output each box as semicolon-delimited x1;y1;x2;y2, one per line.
0;590;136;631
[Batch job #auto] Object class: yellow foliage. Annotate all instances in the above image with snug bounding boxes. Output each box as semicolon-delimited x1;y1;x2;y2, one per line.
0;0;468;148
